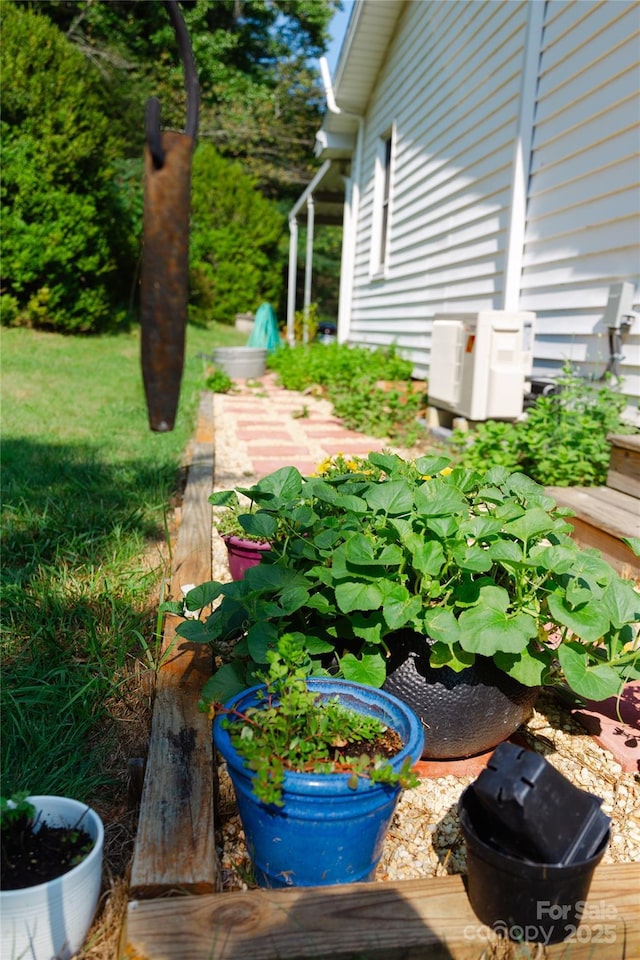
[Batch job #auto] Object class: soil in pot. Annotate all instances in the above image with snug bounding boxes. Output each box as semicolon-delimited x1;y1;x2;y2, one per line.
383;631;539;760
1;813;94;889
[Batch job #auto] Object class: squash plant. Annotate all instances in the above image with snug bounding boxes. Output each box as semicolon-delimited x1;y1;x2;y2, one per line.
168;453;640;706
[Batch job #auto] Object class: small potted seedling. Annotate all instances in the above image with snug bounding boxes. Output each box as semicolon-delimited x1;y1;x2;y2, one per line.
210;489;273;580
0;792;104;960
210;634;424;887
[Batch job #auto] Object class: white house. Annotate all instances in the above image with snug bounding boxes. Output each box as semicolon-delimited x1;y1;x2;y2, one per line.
288;0;640;422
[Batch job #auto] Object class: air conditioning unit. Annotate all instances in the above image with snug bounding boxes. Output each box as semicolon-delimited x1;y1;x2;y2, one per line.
428;311;535;421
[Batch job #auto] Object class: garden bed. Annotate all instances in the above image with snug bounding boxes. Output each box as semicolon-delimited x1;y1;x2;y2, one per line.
216;690;640;891
124;392;640;960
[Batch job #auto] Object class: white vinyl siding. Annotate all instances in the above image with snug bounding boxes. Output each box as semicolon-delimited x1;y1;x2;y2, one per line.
349;0;530;375
336;0;639;414
520;0;640;403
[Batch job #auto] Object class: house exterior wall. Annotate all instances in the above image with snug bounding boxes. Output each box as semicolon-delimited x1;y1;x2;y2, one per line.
342;0;639;414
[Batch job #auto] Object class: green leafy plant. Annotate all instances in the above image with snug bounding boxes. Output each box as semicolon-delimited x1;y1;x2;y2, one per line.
205;366;233;394
210;489;272;543
452;365;635;486
1;792;35;830
171;453;639;707
214;634;419;807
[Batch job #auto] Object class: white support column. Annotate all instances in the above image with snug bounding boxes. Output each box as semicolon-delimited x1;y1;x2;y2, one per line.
503;0;546;312
303;195;315;344
287;217;298;346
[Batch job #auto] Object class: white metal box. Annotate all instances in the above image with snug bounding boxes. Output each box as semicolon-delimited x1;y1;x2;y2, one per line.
429;311;535;421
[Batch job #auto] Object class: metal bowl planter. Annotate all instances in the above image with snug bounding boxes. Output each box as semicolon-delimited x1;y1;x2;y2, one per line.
0;795;104;960
212;347;267;379
382;632;539;759
222;534;271;580
214;678;424;888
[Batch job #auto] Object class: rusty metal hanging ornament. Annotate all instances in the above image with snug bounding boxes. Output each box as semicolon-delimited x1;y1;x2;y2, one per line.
141;0;199;431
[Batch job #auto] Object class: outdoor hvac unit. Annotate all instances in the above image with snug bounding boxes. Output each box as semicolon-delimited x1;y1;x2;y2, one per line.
429;311;535;421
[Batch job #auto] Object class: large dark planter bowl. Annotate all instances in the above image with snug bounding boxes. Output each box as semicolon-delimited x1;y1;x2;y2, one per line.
382;632;539;760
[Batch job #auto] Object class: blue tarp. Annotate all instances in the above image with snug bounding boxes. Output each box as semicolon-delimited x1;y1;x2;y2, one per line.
247;302;282;352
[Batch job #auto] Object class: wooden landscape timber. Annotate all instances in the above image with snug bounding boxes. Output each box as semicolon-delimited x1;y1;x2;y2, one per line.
122;400;640;958
128;393;218;898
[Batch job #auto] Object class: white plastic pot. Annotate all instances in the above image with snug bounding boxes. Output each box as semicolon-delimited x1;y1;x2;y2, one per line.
0;795;104;960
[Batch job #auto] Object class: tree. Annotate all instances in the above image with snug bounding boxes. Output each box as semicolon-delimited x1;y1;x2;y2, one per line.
189;143;285;324
1;3;137;332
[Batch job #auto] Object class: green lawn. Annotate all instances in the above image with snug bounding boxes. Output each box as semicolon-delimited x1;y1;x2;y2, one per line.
0;323;244;803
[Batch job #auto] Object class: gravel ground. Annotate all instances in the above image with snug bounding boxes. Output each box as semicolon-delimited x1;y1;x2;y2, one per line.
215;690;640;891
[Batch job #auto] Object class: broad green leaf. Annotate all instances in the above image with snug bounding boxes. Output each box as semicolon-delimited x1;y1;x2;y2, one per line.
414;454;452;476
406;537;445;577
365;479;414;515
622;536;640;557
244;563;310;593
335;581;385;613
451;543;493;573
422;607;462;646
528;543;577;575
305;636;336;655
175;619;214;643
414;483;467;518
367;450;403;472
159;600;186;616
503;507;556;543
339;651;386;687
488;540;523;564
428;642;475;671
460;516;503;540
239;512;277;539
201;661;248;705
504;472;544;498
344;534;402;566
425;515;459;538
252;465;303;501
557;643;624;701
484;466;512;486
306;592;335;615
183;580;226;609
382;586;423;631
277;585;311;615
600;577;640;627
494;649;549;686
208;489;237;507
351;612;385;643
246;622;278;662
546;592;610;642
459;606;537;654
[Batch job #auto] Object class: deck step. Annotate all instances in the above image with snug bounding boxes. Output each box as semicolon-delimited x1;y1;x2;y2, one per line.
546;484;639;579
607;433;640;498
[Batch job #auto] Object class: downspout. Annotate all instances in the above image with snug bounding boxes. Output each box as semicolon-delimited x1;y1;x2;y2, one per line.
303;194;315;343
503;0;545;312
319;57;364;344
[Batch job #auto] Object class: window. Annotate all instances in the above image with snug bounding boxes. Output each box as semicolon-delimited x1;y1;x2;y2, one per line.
371;129;394;275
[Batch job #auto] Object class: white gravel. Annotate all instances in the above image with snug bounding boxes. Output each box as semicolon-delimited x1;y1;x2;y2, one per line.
215;691;640;891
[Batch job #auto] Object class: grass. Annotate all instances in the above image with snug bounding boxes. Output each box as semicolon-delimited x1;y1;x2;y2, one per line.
0;322;245;803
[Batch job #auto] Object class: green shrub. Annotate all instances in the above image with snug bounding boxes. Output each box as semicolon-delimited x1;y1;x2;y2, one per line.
190;144;284;325
452;365;635;486
0;4;136;333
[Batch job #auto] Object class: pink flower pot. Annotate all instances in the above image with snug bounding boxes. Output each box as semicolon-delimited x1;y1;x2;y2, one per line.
223;535;271;580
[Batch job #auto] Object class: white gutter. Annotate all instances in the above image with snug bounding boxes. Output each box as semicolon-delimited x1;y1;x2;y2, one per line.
318;56;364;344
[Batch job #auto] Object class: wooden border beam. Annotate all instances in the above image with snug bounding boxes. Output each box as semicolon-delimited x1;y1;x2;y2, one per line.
129;393;217;898
124;863;639;959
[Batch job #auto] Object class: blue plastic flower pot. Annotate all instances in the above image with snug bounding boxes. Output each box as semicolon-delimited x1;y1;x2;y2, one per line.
214;678;424;887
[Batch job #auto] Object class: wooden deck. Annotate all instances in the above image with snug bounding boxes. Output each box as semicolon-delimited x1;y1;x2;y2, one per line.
547;434;640;579
121;405;640;959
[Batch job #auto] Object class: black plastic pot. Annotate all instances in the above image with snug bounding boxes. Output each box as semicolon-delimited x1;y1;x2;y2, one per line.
382;632;539;759
458;785;609;945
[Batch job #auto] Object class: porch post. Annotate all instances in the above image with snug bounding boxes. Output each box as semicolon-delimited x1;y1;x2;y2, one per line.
287;216;298;346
